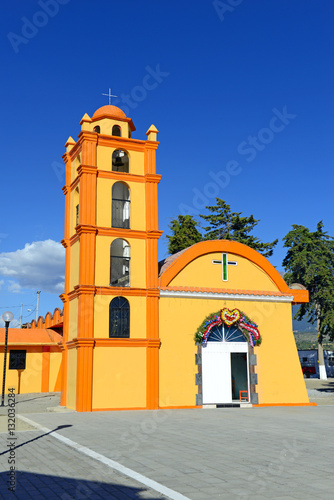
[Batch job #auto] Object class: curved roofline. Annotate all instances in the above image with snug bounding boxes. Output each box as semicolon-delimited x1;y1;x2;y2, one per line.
91;105;136;131
159;240;291;295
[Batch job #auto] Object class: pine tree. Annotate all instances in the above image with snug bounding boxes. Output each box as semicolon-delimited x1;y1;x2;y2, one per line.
200;199;278;258
166;215;202;255
283;221;334;342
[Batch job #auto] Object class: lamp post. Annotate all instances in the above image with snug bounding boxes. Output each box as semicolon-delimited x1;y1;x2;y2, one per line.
1;311;14;407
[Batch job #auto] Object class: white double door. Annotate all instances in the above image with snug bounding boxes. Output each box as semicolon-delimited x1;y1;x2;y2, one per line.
202;340;249;404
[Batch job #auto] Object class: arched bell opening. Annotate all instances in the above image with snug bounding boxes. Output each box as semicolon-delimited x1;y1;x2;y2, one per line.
112;125;121;137
110;238;130;287
112;149;129;173
111;182;130;229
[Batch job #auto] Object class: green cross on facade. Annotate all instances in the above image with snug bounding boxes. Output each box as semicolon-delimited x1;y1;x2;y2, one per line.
212;253;238;282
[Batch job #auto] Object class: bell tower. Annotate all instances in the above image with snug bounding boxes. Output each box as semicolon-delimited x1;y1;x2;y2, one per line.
60;105;162;411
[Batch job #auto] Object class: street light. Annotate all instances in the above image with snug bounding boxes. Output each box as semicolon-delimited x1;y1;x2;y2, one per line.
1;311;14;407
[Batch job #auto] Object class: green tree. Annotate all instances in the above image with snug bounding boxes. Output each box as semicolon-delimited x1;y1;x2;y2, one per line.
283;221;334;343
166;215;202;255
200;198;278;257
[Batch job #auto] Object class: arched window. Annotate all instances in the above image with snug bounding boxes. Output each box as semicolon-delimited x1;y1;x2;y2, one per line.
110;239;130;286
112;150;129;173
112;125;121;137
207;324;247;343
112;183;130;229
109;297;130;338
94;126;100;133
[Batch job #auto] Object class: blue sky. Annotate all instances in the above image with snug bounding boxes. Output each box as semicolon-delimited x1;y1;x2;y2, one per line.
0;0;333;325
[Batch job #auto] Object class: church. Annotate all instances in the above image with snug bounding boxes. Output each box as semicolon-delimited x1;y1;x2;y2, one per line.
4;104;312;411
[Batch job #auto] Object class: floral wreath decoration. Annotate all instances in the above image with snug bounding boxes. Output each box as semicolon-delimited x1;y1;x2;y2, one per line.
195;308;262;347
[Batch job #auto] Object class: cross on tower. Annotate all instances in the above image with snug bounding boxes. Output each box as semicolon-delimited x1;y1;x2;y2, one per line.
212;253;237;282
101;88;118;105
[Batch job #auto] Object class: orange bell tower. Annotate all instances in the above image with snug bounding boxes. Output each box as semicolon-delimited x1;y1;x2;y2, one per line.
60;105;162;411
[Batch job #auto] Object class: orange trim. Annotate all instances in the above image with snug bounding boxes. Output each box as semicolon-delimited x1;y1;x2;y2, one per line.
0;344;59;348
146;339;159;409
76;225;97;236
97;137;145;151
289;289;309;303
91;115;136;131
66;338;160;348
142;139;161;410
69;177;80;192
62;131;72;430
159;240;309;304
98;171;145;183
66;338;95;349
92;407;147;412
53;360;62;392
94;338;161;348
253;403;317;407
75;340;94;412
0;328;63;344
68;287;160;301
67;228;163;244
98;228;163;239
145;173;162;183
77;164;98;176
97;227;147;239
74;284;96;295
0;346;43;354
41;347;50;393
92;405;202;411
60;345;67;406
69;233;80;246
158;406;202;410
68;142;82;161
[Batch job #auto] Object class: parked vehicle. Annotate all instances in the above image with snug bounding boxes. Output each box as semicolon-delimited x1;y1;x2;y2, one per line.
298;349;334;378
301;365;316;378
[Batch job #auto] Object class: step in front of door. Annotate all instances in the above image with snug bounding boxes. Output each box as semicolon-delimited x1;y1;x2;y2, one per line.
203;402;253;409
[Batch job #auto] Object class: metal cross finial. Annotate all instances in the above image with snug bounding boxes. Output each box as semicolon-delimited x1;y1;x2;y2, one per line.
102;88;118;105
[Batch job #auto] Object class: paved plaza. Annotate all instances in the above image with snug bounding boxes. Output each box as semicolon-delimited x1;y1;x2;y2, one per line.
0;380;333;499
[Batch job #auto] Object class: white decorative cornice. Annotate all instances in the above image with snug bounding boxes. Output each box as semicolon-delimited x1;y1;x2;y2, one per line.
159;289;294;303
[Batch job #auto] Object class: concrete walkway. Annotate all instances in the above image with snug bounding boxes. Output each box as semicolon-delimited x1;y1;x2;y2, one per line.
0;383;333;499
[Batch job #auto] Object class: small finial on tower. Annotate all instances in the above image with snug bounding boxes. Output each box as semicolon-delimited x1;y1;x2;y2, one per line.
146;124;159;142
65;136;76;152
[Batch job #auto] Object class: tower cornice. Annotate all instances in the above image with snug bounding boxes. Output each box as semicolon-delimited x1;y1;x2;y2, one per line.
77;164;98;176
75;225;98;236
145;173;162;183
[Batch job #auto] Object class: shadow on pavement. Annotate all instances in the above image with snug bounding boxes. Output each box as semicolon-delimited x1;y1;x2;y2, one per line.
0;424;72;457
7;394;59;405
0;471;166;499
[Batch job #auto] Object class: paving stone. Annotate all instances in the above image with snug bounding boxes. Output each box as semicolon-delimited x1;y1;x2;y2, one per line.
1;386;334;499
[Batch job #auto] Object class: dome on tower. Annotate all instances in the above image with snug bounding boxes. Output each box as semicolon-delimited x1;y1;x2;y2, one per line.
92;105;135;131
92;105;127;120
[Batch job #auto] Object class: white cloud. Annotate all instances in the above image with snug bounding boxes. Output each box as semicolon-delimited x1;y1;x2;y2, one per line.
0;279;4;289
0;240;65;295
8;280;22;293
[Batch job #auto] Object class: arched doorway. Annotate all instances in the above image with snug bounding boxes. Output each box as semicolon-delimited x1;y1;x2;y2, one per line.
201;323;250;405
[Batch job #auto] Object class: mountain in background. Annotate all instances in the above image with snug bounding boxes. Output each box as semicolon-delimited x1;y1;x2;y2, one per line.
292;305;316;333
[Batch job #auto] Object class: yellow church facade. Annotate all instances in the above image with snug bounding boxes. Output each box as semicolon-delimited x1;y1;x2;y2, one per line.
55;104;312;412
